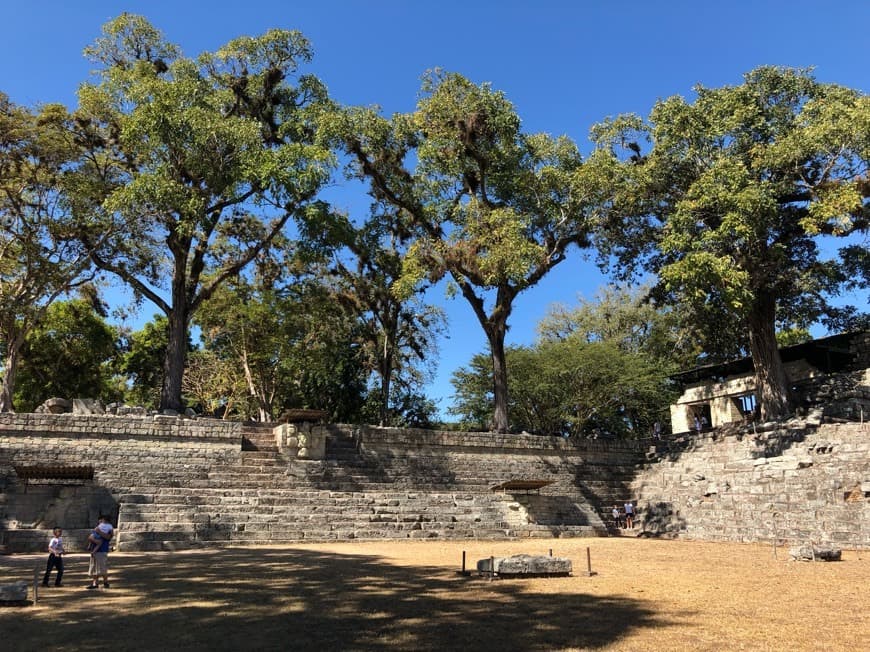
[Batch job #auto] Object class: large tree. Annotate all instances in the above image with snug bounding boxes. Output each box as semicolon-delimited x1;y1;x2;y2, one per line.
0;94;99;412
302;207;444;426
74;14;334;412
452;288;679;437
335;71;593;432
14;297;121;412
537;285;700;368
193;247;370;422
589;67;869;420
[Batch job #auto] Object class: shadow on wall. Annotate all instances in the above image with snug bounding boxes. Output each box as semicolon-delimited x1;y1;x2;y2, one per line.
0;482;118;553
739;427;808;459
638;502;687;538
658;420;813;464
517;495;592;526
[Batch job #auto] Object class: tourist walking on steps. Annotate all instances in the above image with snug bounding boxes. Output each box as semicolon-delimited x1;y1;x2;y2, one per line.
611;505;622;529
624;501;635;529
42;527;65;587
86;515;113;589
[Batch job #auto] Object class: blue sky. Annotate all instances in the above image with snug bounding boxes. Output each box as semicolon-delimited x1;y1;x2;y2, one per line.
2;1;868;415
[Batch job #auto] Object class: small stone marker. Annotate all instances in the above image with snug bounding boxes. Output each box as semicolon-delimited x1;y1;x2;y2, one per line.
476;554;572;578
0;581;29;603
789;544;842;561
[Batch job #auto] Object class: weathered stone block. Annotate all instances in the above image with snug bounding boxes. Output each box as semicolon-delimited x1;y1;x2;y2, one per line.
72;399;105;415
42;398;71;414
0;581;28;602
476;554;572;576
789;544;842;561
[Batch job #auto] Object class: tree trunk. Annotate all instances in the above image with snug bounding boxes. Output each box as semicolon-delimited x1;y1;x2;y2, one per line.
454;279;514;434
0;338;22;413
487;318;510;433
160;307;188;413
241;347;270;422
747;292;790;421
378;349;392;427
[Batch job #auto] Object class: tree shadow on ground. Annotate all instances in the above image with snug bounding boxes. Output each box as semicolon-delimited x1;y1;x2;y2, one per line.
0;547;675;651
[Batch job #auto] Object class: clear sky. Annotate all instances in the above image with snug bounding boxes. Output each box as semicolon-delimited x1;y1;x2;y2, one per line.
2;1;868;415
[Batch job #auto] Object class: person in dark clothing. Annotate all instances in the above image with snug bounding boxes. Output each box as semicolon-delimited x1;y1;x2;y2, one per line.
42;527;65;587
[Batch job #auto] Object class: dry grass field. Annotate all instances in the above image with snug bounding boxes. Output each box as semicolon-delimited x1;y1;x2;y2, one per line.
1;537;866;651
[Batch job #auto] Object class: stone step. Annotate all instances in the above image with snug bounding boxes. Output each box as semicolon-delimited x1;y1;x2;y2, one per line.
238;453;284;462
118;490;568;509
125;498;542;514
119;519;505;533
240;425;279;452
119;498;524;515
121;526;557;551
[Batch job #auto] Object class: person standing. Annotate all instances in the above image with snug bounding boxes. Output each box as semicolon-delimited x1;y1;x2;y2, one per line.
86;515;113;589
624;501;635;529
42;527;65;587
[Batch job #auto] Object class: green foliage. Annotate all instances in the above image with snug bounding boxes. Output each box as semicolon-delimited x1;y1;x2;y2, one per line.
364;390;438;429
117;315;185;409
450;337;674;438
182;348;242;417
71;14;336;411
193;254;370;422
14;299;121;411
301;205;445;426
337;70;594;431
452;289;677;436
448;353;494;431
590;67;869;417
775;328;812;348
0;93;97;411
537;285;698;368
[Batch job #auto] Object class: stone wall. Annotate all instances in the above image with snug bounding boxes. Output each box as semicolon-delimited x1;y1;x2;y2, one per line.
0;413;241;551
0;415;644;551
632;421;870;549
1;412;868;552
330;424;641;499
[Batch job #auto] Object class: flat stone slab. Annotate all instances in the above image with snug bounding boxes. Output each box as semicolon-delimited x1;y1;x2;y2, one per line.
490;480;554;494
0;582;28;602
477;554;572;577
789;544;842;561
279;409;329;423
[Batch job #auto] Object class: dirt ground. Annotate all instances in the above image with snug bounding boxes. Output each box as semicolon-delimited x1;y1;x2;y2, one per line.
1;537;866;651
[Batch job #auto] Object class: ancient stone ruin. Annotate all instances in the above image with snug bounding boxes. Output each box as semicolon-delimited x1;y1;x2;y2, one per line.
476;554;572;578
1;335;868;555
789;544;843;562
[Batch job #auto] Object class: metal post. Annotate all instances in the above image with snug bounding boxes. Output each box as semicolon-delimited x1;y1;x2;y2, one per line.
462;550;466;574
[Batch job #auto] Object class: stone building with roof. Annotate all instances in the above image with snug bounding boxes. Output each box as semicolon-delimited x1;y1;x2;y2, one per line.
668;331;870;433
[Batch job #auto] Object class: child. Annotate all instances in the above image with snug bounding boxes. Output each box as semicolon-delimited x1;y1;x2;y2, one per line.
42;527;65;587
86;519;113;553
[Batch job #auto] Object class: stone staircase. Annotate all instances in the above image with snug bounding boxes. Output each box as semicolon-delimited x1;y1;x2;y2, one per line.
112;424;609;550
